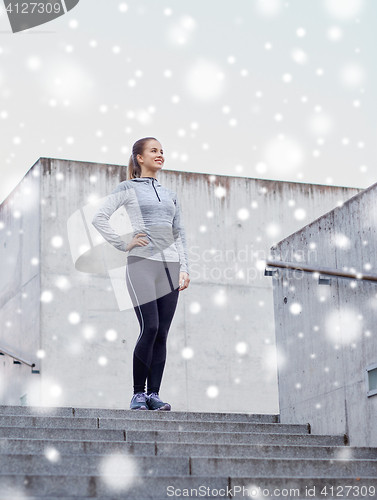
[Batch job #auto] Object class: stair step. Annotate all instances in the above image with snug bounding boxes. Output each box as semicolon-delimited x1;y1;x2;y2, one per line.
0;454;188;476
0;426;346;445
0;405;279;423
0;438;375;459
0;474;375;499
0;453;376;477
0;415;309;434
0;426;125;441
189;456;377;478
125;429;346;446
0;438;155;456
147;442;377;459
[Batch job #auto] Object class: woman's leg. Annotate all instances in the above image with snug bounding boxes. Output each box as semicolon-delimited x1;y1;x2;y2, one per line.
126;256;161;394
146;261;180;395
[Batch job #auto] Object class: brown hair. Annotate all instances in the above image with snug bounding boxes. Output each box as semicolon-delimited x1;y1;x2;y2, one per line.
127;137;158;180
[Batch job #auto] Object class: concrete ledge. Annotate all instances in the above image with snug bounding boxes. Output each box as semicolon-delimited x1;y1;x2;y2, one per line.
190;456;377;478
0;454;376;477
0;426;345;445
0;474;376;499
0;415;309;434
0;438;375;459
0;405;280;423
126;429;345;446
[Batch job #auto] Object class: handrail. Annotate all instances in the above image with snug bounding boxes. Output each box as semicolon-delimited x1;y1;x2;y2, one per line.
264;259;377;283
0;346;39;372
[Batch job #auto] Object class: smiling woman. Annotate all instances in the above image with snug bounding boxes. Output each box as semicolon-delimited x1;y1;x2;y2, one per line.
128;137;164;175
91;136;190;412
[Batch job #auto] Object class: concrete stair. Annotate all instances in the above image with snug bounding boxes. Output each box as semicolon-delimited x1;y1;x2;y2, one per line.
0;405;376;499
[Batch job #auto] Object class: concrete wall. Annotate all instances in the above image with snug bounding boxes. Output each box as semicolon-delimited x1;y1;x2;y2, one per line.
270;181;377;446
0;161;41;406
0;157;361;412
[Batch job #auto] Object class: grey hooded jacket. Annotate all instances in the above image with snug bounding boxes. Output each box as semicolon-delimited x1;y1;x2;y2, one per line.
91;176;189;275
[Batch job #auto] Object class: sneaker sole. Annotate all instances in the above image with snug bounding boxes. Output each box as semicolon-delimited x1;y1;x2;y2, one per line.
149;403;171;411
130;405;148;410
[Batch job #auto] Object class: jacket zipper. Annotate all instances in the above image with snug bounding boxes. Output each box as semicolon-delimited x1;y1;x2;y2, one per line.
150;179;170;269
152;179;161;202
151;179;166;263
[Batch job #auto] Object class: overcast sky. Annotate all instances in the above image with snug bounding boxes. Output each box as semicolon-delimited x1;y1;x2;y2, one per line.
0;0;375;203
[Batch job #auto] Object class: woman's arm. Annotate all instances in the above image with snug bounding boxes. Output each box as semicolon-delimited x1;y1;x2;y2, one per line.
172;194;189;275
91;183;131;252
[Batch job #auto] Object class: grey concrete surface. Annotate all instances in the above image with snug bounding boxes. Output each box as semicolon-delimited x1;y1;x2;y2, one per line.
0;405;376;499
270;180;377;447
0;454;190;476
0;157;362;412
228;478;377;500
0;425;345;446
0;404;279;422
125;429;345;446
0;413;309;434
1;453;377;477
0;426;126;441
0;162;41;408
0;437;156;455
189;456;377;477
0;478;375;500
2;438;375;459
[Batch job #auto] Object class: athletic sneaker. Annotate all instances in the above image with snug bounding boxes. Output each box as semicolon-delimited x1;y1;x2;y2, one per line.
146;392;171;411
130;392;148;410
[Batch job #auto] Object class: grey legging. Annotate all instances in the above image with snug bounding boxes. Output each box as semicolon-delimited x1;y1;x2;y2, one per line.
126;255;180;394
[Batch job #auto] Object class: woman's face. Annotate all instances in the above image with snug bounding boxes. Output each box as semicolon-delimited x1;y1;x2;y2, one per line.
138;139;165;172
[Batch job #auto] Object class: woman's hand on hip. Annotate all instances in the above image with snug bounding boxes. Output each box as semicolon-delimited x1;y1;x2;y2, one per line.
179;272;190;291
126;233;149;251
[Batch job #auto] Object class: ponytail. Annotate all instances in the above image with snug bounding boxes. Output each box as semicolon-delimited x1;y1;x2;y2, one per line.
127;154;141;180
